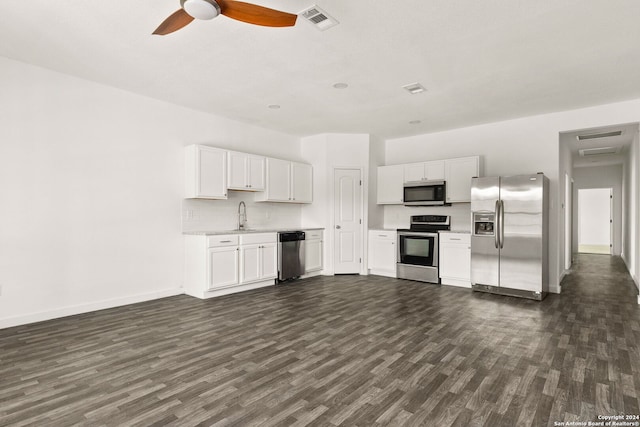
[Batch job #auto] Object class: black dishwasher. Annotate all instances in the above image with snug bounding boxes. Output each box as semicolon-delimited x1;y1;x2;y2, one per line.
278;231;306;281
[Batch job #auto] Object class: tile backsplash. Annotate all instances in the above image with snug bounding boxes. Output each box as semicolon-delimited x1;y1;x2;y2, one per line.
182;191;302;232
383;203;472;231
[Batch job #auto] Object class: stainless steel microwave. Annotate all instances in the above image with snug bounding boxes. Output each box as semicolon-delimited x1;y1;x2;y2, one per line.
403;180;446;206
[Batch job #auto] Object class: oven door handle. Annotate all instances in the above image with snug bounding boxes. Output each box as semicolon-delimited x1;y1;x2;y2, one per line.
494;200;500;249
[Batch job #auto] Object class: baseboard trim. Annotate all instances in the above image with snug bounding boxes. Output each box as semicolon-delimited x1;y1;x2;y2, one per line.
548;285;561;294
0;288;184;329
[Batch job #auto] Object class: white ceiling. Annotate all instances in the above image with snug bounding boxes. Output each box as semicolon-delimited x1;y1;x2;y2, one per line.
2;0;640;139
561;123;638;168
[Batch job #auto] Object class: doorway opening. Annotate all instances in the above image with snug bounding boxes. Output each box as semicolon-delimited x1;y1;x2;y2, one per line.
577;188;612;255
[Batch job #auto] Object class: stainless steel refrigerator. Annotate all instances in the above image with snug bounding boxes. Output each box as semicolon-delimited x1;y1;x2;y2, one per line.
470;173;549;300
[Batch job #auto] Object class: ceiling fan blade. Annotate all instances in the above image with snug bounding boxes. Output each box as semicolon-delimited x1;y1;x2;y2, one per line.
153;9;195;35
217;0;297;27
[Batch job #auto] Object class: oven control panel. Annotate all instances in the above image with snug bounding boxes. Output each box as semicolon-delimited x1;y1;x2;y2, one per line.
473;212;495;236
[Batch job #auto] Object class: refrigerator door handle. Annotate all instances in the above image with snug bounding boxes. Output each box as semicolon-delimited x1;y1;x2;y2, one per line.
499;200;505;249
494;200;500;249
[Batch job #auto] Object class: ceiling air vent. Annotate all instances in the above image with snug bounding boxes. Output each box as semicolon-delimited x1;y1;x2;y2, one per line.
300;5;338;31
576;130;623;141
402;82;427;94
578;146;621;157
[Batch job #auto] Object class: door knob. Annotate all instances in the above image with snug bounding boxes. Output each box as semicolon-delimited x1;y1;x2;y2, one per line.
336;225;341;229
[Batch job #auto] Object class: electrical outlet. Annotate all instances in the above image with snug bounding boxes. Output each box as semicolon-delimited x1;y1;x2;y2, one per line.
186;210;194;220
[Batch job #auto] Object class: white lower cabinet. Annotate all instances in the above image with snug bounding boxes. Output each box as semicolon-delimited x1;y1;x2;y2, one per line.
239;234;277;284
208;246;240;290
304;229;323;275
439;232;471;287
185;233;276;299
368;230;397;277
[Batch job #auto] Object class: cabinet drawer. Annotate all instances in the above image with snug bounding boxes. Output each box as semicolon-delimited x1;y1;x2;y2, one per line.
439;233;470;244
305;230;323;240
207;235;239;247
240;233;277;245
369;230;397;241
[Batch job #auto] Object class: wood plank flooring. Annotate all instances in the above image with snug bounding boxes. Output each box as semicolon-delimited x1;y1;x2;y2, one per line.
1;254;639;426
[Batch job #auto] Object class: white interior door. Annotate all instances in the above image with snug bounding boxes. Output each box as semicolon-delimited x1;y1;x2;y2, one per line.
334;169;362;274
578;188;612;254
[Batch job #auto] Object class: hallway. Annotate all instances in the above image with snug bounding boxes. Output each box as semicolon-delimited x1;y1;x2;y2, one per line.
554;253;640;423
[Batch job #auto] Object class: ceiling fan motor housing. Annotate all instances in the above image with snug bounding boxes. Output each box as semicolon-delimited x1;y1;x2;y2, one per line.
180;0;221;20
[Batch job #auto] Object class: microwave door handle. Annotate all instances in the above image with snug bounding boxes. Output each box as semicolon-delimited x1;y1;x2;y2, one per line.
494;200;500;249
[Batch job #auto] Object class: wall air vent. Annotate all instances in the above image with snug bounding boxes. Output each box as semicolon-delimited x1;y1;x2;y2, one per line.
300;5;338;31
577;130;623;140
578;146;621;157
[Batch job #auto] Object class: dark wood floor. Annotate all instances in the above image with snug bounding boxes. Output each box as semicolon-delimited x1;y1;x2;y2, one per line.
1;254;639;426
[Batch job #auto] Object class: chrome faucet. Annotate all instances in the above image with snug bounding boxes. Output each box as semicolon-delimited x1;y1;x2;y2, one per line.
237;201;247;230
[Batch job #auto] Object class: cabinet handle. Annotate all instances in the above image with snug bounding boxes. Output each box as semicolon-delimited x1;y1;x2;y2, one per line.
449;238;461;241
220;240;232;243
378;234;387;237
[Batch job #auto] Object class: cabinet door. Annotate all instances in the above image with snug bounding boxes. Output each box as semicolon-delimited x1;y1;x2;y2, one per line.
369;238;396;272
404;163;425;182
208;246;239;290
445;157;479;203
266;158;291;201
377;165;404;204
248;155;265;190
260;243;278;279
439;243;471;280
305;239;323;272
425;161;445;180
190;146;227;199
227;151;248;190
240;245;261;284
291;162;313;203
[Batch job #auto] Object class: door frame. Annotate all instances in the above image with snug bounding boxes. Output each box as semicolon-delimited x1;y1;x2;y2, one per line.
330;167;365;275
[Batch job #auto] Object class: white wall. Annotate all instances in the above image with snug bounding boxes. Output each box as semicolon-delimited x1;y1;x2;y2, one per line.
572;166;622;254
301;134;371;275
577;188;612;247
558;132;574;278
385;98;640;294
368;135;386;229
0;57;300;328
623;126;640;291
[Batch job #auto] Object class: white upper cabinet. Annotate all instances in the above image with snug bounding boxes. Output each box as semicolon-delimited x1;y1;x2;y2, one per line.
291;162;312;203
256;158;312;203
377;164;404;205
227;151;265;191
404;160;445;182
444;156;480;203
185;145;227;199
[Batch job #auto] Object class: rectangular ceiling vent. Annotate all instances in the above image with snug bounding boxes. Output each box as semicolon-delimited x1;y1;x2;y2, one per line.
578;146;621;157
402;82;427;94
300;5;338;31
577;130;623;141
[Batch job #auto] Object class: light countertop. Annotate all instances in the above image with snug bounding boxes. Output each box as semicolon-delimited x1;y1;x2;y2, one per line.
440;230;471;234
184;227;324;236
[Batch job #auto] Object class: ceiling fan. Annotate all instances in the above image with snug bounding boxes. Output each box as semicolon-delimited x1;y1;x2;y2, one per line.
153;0;298;35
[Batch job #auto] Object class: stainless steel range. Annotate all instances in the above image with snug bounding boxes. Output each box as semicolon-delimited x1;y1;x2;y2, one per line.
397;215;450;284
